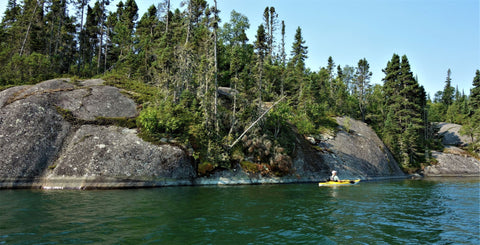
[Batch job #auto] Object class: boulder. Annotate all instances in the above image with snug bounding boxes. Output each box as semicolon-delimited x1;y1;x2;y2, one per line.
437;122;473;146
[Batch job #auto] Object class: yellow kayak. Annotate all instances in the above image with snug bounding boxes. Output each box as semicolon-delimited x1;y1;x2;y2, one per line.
318;179;361;186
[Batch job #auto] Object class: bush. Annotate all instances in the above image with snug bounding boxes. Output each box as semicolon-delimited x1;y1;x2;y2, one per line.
0;52;54;86
240;161;258;173
136;91;203;147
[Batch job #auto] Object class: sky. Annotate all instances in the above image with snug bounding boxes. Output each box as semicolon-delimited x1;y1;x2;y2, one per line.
0;0;478;97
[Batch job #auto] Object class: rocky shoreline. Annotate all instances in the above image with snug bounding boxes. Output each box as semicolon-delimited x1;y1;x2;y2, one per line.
0;79;477;190
0;174;410;190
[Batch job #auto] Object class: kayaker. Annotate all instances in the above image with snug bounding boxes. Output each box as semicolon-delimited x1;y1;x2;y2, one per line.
330;170;340;182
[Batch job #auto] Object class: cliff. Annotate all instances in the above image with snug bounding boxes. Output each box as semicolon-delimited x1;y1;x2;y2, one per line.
1;79;405;189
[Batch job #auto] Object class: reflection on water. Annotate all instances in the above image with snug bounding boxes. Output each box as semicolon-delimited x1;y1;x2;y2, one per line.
0;178;479;244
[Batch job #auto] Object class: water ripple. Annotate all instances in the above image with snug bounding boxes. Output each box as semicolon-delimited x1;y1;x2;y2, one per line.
0;178;478;244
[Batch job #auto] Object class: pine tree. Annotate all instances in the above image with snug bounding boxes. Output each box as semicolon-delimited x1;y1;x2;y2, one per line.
254;24;267;108
262;6;277;58
80;5;99;75
470;69;480;111
285;27;307;110
280;20;286;96
135;4;160;81
381;54;426;169
354;58;372;122
1;0;21;29
442;69;455;107
327;56;335;79
19;0;45;56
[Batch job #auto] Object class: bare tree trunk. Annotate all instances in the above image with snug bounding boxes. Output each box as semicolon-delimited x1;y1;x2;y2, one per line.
228;74;238;139
258;60;263;110
20;0;39;56
54;0;66;56
78;0;86;73
184;0;191;46
97;1;105;73
213;0;219;133
104;39;108;73
230;96;286;148
165;0;170;34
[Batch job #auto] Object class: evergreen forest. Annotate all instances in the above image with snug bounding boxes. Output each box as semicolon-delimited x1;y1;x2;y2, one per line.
1;0;479;175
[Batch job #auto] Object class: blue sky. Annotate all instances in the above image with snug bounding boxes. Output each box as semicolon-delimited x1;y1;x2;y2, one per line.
1;0;478;97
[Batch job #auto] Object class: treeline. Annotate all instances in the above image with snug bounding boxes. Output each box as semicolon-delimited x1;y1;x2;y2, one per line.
1;0;478;174
428;69;480;152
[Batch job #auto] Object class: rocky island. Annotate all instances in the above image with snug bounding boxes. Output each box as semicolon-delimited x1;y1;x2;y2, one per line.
0;79;477;189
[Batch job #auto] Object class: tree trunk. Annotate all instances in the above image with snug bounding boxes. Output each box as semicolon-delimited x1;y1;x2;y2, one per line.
230;96;286;148
97;1;105;73
20;1;39;56
213;0;219;133
165;0;170;34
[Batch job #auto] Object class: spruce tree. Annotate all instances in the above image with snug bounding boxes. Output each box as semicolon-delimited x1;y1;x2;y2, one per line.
470;70;480;111
442;69;455;107
382;54;426;170
286;26;307;106
354;58;372;122
254;24;267;108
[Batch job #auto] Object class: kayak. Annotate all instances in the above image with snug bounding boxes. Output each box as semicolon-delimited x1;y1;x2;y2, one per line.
318;179;361;186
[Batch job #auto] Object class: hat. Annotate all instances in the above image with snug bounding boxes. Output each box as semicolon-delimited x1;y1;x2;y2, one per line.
332;170;337;174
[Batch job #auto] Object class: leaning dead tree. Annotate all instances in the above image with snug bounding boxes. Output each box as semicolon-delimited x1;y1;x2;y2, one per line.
229;95;286;148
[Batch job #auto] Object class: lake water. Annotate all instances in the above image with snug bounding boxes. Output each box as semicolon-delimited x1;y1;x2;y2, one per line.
1;178;479;244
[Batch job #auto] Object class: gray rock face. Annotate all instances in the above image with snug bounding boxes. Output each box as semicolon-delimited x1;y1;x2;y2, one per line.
0;79;194;189
437;122;473;146
55;85;137;120
0;94;71;178
424;122;480;176
51;125;194;180
425;150;480;176
293;117;405;181
321;117;404;179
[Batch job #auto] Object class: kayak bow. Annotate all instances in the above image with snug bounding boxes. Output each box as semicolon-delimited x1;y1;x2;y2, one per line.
318;179;361;186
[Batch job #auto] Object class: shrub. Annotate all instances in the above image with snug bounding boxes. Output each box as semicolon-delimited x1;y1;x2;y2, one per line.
240;161;258;173
198;162;215;176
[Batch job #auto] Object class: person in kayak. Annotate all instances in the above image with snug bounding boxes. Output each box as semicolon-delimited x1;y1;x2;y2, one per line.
330;170;340;182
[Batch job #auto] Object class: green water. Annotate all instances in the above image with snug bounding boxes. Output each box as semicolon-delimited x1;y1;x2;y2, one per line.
1;178;479;244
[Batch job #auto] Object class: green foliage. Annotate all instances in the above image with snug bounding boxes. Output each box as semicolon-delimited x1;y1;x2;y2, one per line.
470;70;480;111
240;160;258;173
3;1;478;176
460;110;480;153
137;92;200;141
0;53;54;86
293;113;316;135
379;54;427;170
427;100;445;122
102;73;158;104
